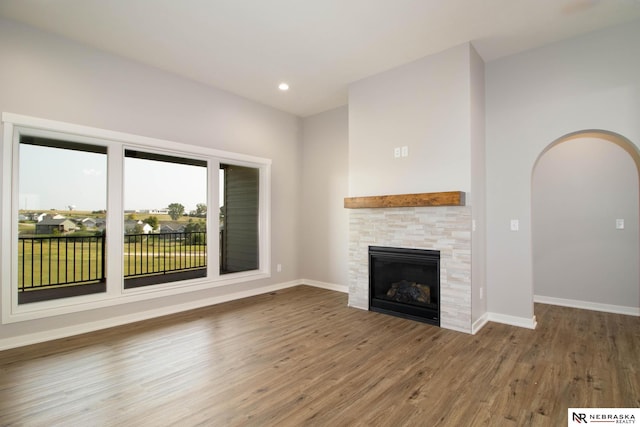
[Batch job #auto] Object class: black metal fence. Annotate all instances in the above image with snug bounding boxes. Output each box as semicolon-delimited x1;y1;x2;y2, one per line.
124;231;207;278
18;235;106;292
18;231;207;296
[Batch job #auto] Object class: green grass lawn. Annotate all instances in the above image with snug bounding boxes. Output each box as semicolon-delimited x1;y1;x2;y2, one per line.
17;210;207;289
123;239;207;276
19;235;206;289
19;237;104;289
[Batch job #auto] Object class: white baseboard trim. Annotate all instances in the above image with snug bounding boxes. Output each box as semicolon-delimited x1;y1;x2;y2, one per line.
0;280;301;352
301;279;348;293
472;313;489;334
7;280;545;351
534;295;640;316
487;312;537;330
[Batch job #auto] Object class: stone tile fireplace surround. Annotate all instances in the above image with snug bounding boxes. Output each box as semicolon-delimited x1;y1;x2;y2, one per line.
345;192;472;333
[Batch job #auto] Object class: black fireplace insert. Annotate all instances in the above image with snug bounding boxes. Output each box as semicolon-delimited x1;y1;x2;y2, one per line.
369;246;440;326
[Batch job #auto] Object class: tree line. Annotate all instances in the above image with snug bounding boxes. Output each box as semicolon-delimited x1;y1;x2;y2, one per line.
167;203;207;220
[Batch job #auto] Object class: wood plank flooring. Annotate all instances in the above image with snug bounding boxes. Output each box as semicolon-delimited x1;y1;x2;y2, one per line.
0;285;638;426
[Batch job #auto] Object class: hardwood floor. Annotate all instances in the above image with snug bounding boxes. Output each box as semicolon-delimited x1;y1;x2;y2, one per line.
0;285;638;426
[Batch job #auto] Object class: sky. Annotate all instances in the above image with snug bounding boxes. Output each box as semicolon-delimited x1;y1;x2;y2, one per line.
124;156;208;213
19;144;210;213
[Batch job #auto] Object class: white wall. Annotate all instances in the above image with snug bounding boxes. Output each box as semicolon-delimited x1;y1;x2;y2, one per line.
485;20;640;322
348;43;472;197
470;46;487;324
300;106;349;288
0;18;302;345
532;136;639;310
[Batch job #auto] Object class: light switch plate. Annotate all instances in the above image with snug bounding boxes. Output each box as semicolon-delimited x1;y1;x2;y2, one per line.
616;219;624;230
510;219;519;231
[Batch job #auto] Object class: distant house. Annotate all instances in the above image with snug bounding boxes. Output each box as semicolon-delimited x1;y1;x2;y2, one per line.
159;224;175;233
124;220;153;234
35;218;77;235
37;213;65;223
81;218;98;228
159;222;186;234
95;219;106;231
77;217;105;232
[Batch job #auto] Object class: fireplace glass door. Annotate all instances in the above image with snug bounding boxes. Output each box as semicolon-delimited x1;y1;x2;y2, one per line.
369;246;440;326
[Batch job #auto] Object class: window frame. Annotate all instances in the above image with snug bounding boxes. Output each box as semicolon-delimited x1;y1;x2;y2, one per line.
16;134;109;303
1;113;271;324
122;146;210;289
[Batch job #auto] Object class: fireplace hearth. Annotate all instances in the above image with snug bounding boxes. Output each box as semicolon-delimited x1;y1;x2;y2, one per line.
369;246;440;326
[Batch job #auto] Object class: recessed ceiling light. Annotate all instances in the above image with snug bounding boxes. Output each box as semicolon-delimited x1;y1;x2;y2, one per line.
278;82;289;91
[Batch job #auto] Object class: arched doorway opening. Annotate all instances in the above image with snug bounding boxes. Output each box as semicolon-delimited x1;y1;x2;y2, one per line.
532;130;640;315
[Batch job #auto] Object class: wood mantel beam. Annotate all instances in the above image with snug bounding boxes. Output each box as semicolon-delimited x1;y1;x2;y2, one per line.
344;191;465;209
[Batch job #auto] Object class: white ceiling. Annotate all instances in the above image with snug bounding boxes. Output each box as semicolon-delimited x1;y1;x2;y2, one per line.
1;0;639;117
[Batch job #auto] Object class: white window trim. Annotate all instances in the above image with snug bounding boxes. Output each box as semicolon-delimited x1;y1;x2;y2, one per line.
1;113;272;324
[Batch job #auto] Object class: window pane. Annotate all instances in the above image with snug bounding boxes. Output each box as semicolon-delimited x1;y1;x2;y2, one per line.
18;138;107;304
220;164;259;274
124;150;207;288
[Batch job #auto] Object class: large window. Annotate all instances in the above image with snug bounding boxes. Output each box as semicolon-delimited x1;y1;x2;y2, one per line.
124;150;208;288
1;113;271;323
17;137;107;304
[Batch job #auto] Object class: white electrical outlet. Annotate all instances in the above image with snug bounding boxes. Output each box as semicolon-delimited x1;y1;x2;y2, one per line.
394;147;401;158
510;219;519;231
401;146;408;157
616;219;624;230
277;264;282;272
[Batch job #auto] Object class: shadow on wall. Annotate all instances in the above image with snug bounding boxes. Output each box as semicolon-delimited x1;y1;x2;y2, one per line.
531;130;640;315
